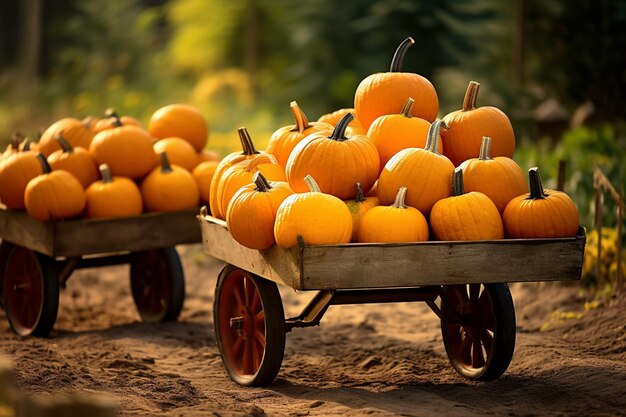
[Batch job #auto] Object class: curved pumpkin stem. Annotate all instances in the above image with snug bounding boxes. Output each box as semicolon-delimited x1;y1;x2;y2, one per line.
393;187;408;209
21;139;31;152
253;172;272;192
528;167;548;200
424;120;447;154
289;101;311;133
99;164;113;184
390;37;415;72
304;175;321;193
105;109;123;127
329;113;354;142
237;127;260;155
452;167;465;197
354;183;365;203
400;98;414;118
9;133;23;151
462;81;480;111
245;154;276;172
36;153;52;174
478;136;493;160
55;134;74;153
159;152;173;173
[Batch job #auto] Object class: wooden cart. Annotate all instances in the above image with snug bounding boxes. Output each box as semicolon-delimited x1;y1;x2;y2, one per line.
199;210;586;386
0;207;202;337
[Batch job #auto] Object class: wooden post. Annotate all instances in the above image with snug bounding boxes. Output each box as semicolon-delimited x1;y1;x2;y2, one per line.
617;185;624;291
557;160;567;191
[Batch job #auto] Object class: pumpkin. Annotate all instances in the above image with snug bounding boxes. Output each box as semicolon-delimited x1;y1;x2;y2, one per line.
377;120;454;216
47;135;99;188
357;186;428;243
317;108;367;136
286;113;379;199
430;167;503;241
38;118;94;156
345;182;380;242
226;172;294;250
93;109;142;133
274;175;352;248
266;101;333;169
149;104;208;151
192;160;219;204
153;137;198;172
24;154;86;221
89;114;157;179
458;136;526;214
197;149;220;164
140;152;199;212
354;37;439;130
85;164;143;218
368;97;442;173
0;146;41;209
442;81;515;167
503;167;579;238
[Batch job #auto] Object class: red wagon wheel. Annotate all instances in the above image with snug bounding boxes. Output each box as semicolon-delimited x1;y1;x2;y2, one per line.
440;283;516;381
130;247;185;323
214;264;285;386
1;243;59;337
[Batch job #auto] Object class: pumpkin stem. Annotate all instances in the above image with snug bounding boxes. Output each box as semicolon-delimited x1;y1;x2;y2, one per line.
21;139;31;151
389;37;415;72
99;164;113;184
160;152;173;173
329;113;354;141
289;101;311;133
424;120;446;154
104;109;123;127
393;187;408;209
36;153;52;174
400;98;415;118
528;167;548;200
237;127;260;155
462;81;480;111
303;175;321;193
82;116;95;129
354;183;365;203
245;154;275;172
253;172;272;192
55;134;74;153
10;132;23;150
478;136;493;160
452;167;465;197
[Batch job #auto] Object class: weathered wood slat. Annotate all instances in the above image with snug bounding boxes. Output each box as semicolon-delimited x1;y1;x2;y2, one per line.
0;209;54;255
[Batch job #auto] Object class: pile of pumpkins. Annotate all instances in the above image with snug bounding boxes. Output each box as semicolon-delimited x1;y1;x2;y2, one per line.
0;105;220;221
211;37;580;250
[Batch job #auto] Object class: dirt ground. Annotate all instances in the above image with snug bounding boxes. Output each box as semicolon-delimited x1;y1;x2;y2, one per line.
1;244;625;417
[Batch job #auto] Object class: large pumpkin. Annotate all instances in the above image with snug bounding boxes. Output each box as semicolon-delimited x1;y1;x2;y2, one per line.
442;81;515;167
377;120;454;216
286;113;379;200
0;146;41;209
503;167;579;238
459;136;526;214
192;160;219;204
345;182;380;242
85;164;143;218
354;37;439;130
153;137;198;172
274;175;352;248
317;108;367;136
266;101;333;169
149;104;208;152
430;167;503;241
38;118;95;157
140;152;199;212
48;135;99;188
226;172;294;250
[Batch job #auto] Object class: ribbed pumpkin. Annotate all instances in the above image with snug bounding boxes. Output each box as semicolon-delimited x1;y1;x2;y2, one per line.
197;149;220;164
89;115;157;179
266;101;333;169
430;168;504;241
317;108;367;136
368;97;442;172
47;135;98;188
93;109;141;133
226;172;294;250
85;164;143;218
140;152;199;212
354;37;439;130
38;118;95;157
192;160;219;204
459;136;526;214
377;120;454;216
153;137;198;172
274;175;352;248
0;146;41;209
503;167;579;238
357;186;428;243
442;81;515;167
286;113;379;199
24;154;87;221
149;104;208;151
345;183;380;242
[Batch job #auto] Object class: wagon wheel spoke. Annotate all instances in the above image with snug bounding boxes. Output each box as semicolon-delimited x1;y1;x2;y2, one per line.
251;337;261;372
232;336;244;359
242;339;253;375
456;330;473;365
232;284;245;313
481;328;494;355
254;329;266;349
478;291;496;332
251;290;261;314
469;283;480;303
254;310;265;325
244;277;255;308
472;338;485;368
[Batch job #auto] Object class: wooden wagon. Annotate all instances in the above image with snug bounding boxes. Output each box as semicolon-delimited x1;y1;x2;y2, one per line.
199;210;586;386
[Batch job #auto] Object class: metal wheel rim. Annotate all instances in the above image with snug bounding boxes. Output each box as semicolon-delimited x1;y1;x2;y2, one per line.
4;247;44;336
131;251;172;321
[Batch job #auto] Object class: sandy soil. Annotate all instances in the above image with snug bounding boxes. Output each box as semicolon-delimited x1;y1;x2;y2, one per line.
1;244;625;417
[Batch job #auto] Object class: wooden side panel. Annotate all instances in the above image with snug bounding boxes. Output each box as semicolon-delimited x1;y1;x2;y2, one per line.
0;209;54;255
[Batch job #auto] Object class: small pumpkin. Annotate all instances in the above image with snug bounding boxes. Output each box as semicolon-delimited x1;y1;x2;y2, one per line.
430;167;504;241
317;108;367;136
368;97;442;172
0;144;40;209
458;136;526;214
286;113;379;199
345;183;380;242
503;167;579;238
442;81;515;167
266;101;333;169
197;149;220;164
93;109;142;133
357;186;428;243
354;37;439;130
226;172;294;250
24;154;86;221
274;175;352;248
153;137;198;172
48;135;99;188
141;152;199;212
149;104;208;151
192;160;219;204
85;164;143;218
38;118;95;156
377;120;454;216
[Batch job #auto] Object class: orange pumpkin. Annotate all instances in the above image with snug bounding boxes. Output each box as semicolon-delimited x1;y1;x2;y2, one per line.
286;113;379;199
48;135;99;188
153;137;198;172
192;160;219;204
266;101;333;169
197;149;220;164
38;118;95;156
226;172;294;250
0;146;41;209
354;37;439;130
317;108;367;136
503;167;579;238
93;109;142;133
430;167;504;241
140;152;199;212
345;183;380;242
85;164;143;218
442;81;515;167
377;120;454;216
149;104;208;151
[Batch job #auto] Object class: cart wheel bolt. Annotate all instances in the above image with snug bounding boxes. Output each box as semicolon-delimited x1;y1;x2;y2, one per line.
230;317;244;330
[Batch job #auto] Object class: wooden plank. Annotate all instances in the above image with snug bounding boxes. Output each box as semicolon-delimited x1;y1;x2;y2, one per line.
0;209;54;255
